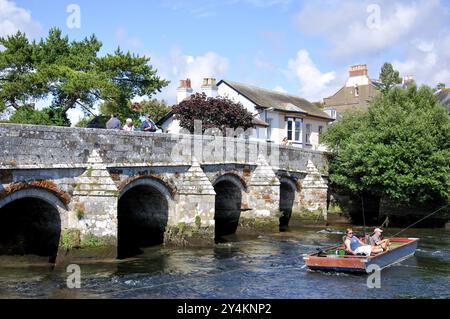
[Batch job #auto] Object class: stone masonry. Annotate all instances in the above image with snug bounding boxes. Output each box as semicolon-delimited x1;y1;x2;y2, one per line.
0;124;329;257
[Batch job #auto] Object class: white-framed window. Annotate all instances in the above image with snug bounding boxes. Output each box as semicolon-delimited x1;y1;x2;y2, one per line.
287;119;293;141
355;85;360;97
286;117;302;142
295;119;302;141
305;124;312;144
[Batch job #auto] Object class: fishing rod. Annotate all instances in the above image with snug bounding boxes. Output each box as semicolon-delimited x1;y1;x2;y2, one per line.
389;203;450;238
361;194;367;240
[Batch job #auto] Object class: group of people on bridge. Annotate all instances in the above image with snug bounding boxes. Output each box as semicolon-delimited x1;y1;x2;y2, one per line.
106;114;159;133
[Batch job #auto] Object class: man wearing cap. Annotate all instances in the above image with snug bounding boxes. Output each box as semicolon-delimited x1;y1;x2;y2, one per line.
370;228;391;251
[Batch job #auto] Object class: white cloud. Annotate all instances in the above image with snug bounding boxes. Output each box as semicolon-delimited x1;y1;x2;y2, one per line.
286;50;339;101
296;0;444;57
295;0;450;88
0;0;42;38
151;49;229;104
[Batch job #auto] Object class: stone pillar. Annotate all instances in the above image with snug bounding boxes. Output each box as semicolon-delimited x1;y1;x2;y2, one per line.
298;160;328;223
70;149;118;249
166;157;216;246
245;155;280;230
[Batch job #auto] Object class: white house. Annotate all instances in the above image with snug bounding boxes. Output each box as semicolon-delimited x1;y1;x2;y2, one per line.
157;78;334;150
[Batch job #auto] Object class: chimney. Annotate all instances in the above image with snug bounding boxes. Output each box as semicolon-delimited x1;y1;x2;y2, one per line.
177;78;193;104
201;78;218;98
403;75;415;87
349;64;368;77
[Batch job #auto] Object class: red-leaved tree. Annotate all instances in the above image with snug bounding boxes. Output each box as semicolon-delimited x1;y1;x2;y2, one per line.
172;93;254;134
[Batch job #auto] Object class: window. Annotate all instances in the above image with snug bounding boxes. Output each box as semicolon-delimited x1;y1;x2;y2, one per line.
286;118;302;142
287;120;293;141
295;119;302;141
267;118;272;141
305;124;312;144
318;126;323;144
355;85;360;97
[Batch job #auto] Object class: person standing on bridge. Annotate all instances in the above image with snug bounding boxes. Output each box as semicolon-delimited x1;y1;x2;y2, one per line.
141;115;157;132
106;113;121;130
123;118;135;132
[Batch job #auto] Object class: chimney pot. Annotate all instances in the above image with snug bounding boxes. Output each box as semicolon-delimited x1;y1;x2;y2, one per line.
349;64;368;77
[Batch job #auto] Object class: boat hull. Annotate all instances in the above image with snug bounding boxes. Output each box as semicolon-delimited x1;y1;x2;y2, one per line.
303;238;419;273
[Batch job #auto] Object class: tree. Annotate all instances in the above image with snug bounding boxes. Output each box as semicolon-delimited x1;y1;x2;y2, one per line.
0;28;169;124
98;99;171;127
323;85;450;207
436;83;446;91
132;99;172;123
172;93;254;134
379;63;402;94
9;106;70;126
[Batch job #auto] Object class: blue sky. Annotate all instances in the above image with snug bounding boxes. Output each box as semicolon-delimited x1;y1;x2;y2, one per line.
2;0;450;121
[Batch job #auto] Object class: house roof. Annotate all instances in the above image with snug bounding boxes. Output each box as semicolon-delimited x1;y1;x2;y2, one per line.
156;111;174;126
435;88;450;113
218;80;333;120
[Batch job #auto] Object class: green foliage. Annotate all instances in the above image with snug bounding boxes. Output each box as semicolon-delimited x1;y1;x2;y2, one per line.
436;83;446;91
323;85;450;205
80;234;106;248
60;230;81;250
9;106;70;126
195;215;202;228
379;63;402;94
0;28;169;120
133;99;172;123
98;99;171;127
172;93;254;134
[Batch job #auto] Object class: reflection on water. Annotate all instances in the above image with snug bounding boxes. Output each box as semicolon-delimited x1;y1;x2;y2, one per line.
0;227;449;299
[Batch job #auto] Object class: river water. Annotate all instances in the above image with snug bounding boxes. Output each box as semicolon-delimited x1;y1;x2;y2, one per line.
0;226;448;299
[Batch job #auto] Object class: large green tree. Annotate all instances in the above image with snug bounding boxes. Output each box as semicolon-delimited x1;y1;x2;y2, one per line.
0;28;169;124
323;85;450;206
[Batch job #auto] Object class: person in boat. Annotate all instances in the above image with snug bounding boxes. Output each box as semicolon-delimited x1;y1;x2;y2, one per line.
344;228;384;256
369;228;391;251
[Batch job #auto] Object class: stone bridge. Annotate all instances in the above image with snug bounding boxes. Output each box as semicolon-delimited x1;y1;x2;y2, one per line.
0;124;328;261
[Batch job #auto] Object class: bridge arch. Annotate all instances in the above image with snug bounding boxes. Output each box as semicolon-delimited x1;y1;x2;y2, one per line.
212;174;247;241
0;188;69;263
278;176;297;231
212;173;248;192
117;177;175;259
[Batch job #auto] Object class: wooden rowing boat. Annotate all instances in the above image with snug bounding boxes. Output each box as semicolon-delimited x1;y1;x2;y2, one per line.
303;237;419;273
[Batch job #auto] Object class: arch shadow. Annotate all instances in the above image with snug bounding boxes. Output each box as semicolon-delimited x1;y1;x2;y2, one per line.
213;175;245;243
0;189;68;263
279;178;297;232
118;178;174;259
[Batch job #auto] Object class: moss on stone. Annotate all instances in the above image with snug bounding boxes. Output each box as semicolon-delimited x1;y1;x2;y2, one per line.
195;215;202;228
86;167;93;177
74;202;85;220
80;234;113;248
164;224;214;247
